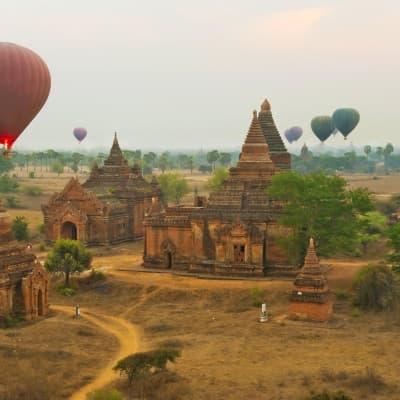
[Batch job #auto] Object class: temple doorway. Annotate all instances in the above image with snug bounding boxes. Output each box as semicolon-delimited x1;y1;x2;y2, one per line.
165;251;172;269
233;244;245;263
61;221;77;240
37;289;43;316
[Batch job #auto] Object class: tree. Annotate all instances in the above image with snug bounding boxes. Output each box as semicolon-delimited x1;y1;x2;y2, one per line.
45;239;92;287
0;175;19;193
50;160;64;175
386;223;400;273
354;264;399;310
0;156;14;173
357;211;387;255
383;142;394;173
158;153;169;173
206;150;219;171
207;167;229;191
157;173;190;206
11;216;29;241
376;146;384;161
267;171;374;264
219;152;232;167
113;348;180;385
364;145;372;159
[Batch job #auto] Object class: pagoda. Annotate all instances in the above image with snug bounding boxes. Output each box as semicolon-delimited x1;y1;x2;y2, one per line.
289;238;333;321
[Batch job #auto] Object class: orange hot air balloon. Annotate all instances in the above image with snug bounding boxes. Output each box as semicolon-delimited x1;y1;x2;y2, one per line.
0;42;51;154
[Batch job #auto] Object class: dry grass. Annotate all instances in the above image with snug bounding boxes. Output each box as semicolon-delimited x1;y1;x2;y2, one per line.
0;310;118;400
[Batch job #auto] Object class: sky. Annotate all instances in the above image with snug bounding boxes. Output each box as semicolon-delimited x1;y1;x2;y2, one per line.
2;0;400;153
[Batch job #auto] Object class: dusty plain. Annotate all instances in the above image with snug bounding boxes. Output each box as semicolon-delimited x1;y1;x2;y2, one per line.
1;170;400;399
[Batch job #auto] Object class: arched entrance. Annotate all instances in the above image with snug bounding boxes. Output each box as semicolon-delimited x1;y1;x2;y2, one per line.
61;221;77;240
161;239;176;269
37;289;43;316
165;251;172;269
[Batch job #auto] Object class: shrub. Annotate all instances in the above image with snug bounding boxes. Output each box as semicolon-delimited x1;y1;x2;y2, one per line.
37;223;45;234
354;264;400;310
304;390;353;400
0;175;19;193
5;196;21;209
39;242;46;251
23;185;43;196
11;216;29;241
28;171;35;179
335;289;351;301
86;388;125;400
59;287;76;297
250;287;263;307
3;313;20;328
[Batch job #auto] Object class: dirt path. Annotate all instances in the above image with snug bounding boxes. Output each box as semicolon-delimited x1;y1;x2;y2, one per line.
52;305;139;400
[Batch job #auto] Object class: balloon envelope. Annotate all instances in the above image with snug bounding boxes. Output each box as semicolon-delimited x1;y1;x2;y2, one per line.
332;108;360;139
284;126;303;143
73;127;87;142
311;116;335;143
0;42;51;150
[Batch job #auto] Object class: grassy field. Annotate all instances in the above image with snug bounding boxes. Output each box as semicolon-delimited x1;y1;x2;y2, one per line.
1;170;400;399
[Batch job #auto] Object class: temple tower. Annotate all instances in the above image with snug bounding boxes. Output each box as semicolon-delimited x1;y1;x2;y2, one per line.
258;99;291;170
289;238;333;321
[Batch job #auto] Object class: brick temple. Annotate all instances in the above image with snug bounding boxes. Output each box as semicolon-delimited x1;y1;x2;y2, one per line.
42;134;162;245
0;200;50;321
143;100;291;276
289;238;333;321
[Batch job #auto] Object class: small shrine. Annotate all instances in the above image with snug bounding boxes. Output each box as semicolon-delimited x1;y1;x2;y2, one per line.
289;238;333;321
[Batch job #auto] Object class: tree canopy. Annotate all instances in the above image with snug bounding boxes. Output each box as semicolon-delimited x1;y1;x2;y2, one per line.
207;167;229;192
45;239;92;286
267;171;374;263
157;173;190;206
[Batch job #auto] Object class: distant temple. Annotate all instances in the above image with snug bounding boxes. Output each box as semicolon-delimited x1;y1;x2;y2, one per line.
289;238;333;321
42;134;162;245
0;200;50;321
143;100;291;276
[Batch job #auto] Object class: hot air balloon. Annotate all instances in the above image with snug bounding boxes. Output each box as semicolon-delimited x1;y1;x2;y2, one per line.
0;42;51;156
311;116;335;143
284;126;303;143
73;127;87;143
332;108;360;140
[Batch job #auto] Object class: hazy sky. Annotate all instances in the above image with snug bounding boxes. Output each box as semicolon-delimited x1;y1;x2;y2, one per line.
2;1;400;152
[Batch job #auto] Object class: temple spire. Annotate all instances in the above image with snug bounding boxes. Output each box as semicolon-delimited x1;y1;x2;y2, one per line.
302;237;323;275
104;132;126;166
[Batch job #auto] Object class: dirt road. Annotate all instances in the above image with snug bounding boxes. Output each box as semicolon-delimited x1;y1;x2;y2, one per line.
52;305;139;400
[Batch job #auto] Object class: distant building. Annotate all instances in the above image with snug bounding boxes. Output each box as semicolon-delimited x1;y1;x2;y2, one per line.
42;134;162;245
143;100;292;276
0;200;50;321
289;238;333;321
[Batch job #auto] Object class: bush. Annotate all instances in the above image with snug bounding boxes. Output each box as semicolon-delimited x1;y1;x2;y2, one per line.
354;264;400;310
58;287;76;297
28;171;35;179
335;289;351;301
11;216;29;241
250;287;263;307
86;388;125;400
0;175;19;193
37;223;45;234
5;196;21;209
39;242;46;251
23;185;43;196
3;313;20;328
304;390;353;400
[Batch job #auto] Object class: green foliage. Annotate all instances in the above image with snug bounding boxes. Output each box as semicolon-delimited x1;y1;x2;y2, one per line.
304;390;353;400
0;156;14;173
3;313;20;328
11;216;29;241
50;160;64;175
198;164;212;174
28;171;35;179
386;223;400;271
59;287;76;297
45;239;92;287
86;388;125;400
250;287;263;307
23;185;43;196
207;167;228;191
0;175;19;193
5;196;21;209
37;223;45;234
267;171;374;264
113;348;181;385
357;211;387;254
335;289;351;301
157;173;190;206
354;264;400;310
39;242;46;251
